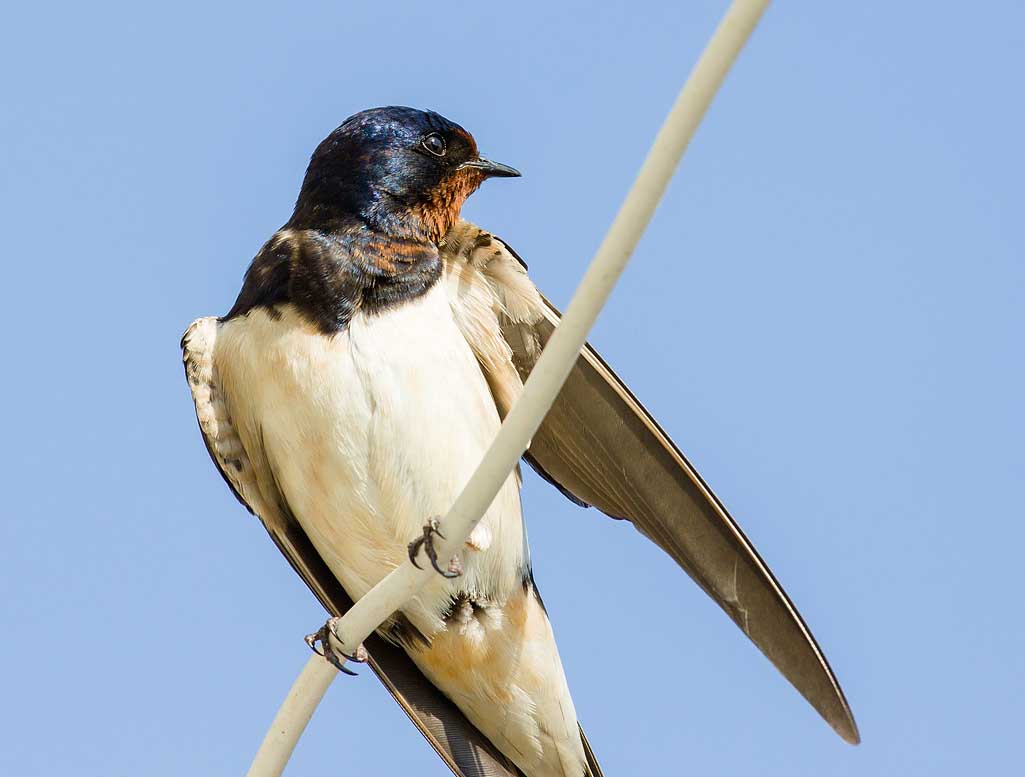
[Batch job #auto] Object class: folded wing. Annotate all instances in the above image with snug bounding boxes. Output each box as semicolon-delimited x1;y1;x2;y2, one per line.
442;221;859;745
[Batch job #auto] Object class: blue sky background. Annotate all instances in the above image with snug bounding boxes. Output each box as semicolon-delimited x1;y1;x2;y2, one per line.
2;1;1022;775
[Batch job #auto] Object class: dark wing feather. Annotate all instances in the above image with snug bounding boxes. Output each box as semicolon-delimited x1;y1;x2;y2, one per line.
182;317;525;777
484;236;859;745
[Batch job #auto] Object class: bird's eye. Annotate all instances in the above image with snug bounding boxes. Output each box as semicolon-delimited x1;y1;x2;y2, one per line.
422;133;447;157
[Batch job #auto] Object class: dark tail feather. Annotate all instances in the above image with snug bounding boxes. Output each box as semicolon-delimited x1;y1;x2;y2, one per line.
579;725;605;777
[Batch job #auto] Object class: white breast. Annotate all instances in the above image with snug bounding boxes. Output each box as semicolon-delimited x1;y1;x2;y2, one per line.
213;284;527;636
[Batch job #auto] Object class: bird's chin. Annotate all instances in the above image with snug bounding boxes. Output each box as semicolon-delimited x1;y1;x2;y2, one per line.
414;169;487;243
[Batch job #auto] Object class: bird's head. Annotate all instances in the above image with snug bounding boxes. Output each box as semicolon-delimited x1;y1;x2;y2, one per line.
292;106;519;242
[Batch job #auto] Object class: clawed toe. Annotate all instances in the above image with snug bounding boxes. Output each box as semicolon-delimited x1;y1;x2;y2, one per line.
305;617;367;676
407;516;462;578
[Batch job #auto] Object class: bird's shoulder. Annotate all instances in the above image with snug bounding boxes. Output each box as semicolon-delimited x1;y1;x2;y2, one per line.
181;316;263;516
440;221;544;384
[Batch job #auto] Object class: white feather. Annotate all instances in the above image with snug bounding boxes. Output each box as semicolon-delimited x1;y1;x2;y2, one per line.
203;278;586;776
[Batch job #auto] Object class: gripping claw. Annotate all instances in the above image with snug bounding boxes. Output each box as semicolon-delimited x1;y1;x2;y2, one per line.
304;617;367;676
407;516;462;578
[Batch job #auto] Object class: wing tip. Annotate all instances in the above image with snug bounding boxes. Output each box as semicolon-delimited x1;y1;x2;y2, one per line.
833;709;861;745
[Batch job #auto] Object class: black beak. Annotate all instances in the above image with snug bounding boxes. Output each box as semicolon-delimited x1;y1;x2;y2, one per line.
460;157;521;178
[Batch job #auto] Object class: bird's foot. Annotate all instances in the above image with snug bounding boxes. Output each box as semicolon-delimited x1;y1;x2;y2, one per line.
304;616;368;676
407;516;463;578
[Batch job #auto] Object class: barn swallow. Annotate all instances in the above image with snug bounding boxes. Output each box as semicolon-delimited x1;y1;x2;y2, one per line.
183;107;858;777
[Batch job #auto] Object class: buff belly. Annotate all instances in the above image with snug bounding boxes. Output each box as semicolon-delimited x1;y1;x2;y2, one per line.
214;283;585;776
